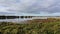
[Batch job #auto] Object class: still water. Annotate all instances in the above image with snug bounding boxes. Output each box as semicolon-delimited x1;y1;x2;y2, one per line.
0;18;33;22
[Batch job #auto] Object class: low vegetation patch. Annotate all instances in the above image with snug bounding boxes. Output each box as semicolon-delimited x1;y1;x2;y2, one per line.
0;18;60;34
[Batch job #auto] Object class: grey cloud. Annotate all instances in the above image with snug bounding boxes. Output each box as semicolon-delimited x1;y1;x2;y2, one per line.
0;0;60;16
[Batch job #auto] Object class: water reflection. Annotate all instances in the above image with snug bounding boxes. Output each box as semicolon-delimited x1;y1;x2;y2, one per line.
0;18;32;22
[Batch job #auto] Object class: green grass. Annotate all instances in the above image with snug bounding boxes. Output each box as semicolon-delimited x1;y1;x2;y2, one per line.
0;19;60;34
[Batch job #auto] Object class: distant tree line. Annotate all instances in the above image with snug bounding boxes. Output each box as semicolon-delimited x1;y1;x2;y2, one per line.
0;16;33;19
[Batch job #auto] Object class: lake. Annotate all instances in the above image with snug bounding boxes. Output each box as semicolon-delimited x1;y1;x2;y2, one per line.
0;18;33;23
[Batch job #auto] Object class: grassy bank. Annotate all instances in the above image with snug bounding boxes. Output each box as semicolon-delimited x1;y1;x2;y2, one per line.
0;18;60;34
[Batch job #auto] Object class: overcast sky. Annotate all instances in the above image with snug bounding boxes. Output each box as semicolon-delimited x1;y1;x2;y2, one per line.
0;0;60;16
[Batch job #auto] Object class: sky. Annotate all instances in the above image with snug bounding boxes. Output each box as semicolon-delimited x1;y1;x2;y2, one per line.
0;0;60;16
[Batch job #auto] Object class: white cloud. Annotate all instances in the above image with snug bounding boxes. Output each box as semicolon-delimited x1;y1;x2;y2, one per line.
0;6;9;12
0;0;60;16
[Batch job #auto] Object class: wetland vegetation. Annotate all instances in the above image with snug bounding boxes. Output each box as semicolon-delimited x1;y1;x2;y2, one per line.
0;18;60;34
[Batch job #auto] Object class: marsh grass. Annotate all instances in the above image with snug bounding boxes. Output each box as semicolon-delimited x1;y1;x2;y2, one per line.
0;18;60;34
